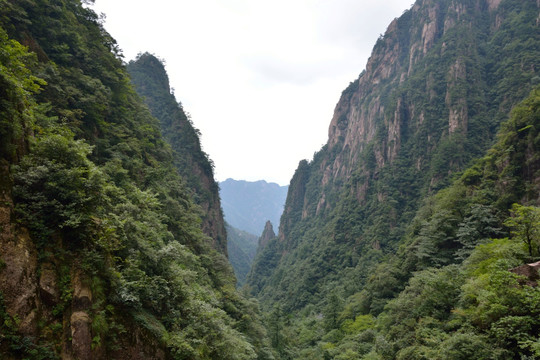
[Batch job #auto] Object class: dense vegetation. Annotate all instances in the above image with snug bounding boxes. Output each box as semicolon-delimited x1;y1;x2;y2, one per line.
127;53;227;254
1;0;539;359
247;0;540;358
226;223;259;287
0;0;272;359
252;87;540;359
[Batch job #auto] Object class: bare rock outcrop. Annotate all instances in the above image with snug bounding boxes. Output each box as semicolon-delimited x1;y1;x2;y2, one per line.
0;161;39;336
510;261;540;286
259;221;276;250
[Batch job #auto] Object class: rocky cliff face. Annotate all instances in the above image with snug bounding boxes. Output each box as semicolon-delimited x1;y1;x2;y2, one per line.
319;0;537;214
285;0;539;232
249;0;540;309
258;221;276;251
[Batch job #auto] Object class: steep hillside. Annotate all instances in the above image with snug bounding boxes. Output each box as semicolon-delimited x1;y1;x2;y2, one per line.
249;0;539;309
247;0;540;357
220;179;288;235
127;53;228;255
265;85;540;359
226;223;259;286
0;1;272;359
362;86;540;359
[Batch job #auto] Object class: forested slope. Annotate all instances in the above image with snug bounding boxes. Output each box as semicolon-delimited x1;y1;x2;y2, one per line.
127;53;228;255
246;0;540;358
226;223;259;287
259;86;540;359
0;1;271;359
249;0;539;309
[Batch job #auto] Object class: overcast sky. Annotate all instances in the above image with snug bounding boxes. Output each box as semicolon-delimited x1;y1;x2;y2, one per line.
90;0;411;185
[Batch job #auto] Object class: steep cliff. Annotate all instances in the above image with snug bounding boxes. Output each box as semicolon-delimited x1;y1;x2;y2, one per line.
0;1;272;359
248;0;539;312
127;54;228;255
245;0;540;357
258;221;277;251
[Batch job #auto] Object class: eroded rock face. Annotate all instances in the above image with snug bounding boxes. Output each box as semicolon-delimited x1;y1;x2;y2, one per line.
446;57;468;135
39;263;59;306
258;221;276;250
70;311;92;360
0;161;39;336
487;0;503;10
111;324;167;360
0;229;39;335
64;269;93;360
196;164;228;256
510;261;540;286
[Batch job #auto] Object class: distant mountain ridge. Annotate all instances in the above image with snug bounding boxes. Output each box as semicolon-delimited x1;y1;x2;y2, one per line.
219;178;288;236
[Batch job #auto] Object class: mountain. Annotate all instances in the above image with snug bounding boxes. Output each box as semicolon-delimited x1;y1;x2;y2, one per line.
226;223;259;287
219;179;288;236
0;1;272;359
1;0;538;358
127;53;227;255
258;221;277;252
363;87;540;359
247;0;540;358
250;0;539;311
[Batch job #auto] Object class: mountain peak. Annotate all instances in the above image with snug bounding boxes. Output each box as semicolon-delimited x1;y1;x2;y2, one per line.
259;220;276;250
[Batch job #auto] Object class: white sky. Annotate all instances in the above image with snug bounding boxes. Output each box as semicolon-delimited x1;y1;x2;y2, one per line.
90;0;411;185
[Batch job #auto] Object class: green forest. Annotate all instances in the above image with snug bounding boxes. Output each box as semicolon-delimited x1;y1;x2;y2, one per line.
0;0;271;358
249;87;540;359
245;0;540;358
0;0;539;359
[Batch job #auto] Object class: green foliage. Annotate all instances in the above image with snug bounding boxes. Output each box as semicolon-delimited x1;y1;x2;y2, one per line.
0;292;59;359
364;86;540;359
341;314;375;335
504;203;540;257
1;1;271;358
13;130;105;244
0;25;45;161
323;293;343;331
127;53;228;253
226;223;259;286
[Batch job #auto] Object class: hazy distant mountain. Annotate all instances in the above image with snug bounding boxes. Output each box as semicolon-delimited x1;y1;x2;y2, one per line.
219;178;288;235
